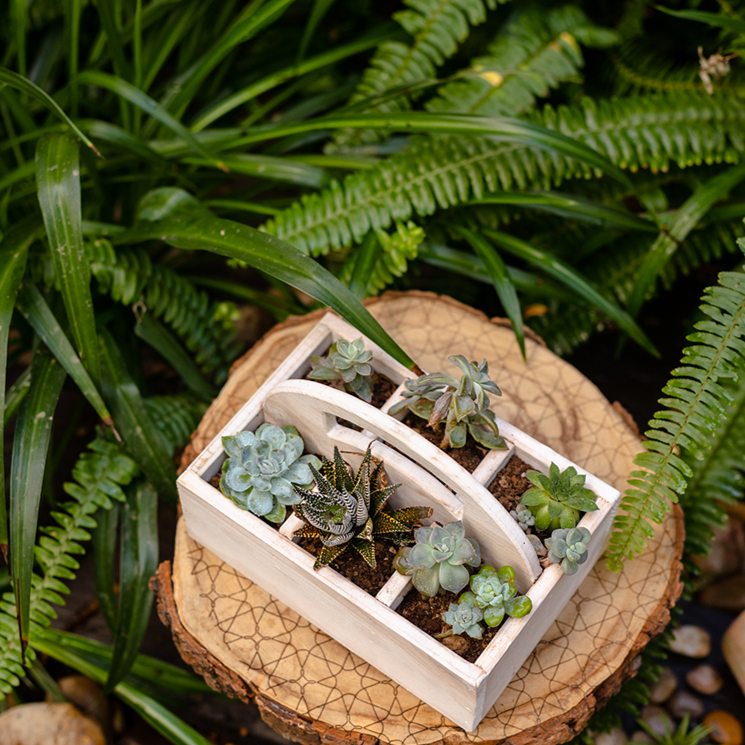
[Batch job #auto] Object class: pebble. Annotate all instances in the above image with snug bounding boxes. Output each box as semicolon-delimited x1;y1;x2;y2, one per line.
723;610;745;697
591;728;627;745
50;676;109;732
703;711;744;745
631;731;654;743
693;521;745;577
641;705;674;737
441;635;469;654
686;664;723;695
669;625;711;658
648;666;677;703
0;702;106;745
666;690;704;719
700;574;745;613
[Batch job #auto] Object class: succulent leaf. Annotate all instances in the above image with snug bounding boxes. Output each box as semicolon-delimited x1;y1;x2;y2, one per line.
545;527;592;575
308;337;375;403
219;423;319;523
390;355;504;450
295;446;430;569
441;598;484;639
465;564;532;627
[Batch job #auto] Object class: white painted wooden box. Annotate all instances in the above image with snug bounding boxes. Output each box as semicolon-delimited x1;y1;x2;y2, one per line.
177;313;621;732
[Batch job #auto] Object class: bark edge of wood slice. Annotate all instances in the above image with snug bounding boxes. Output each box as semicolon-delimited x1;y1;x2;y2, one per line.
154;291;684;745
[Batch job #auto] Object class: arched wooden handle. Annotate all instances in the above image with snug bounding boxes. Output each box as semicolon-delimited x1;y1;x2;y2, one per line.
263;379;541;589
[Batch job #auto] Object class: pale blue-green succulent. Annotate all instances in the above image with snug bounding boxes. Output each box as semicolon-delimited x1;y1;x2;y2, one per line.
460;565;533;627
545;527;592;575
441;597;483;639
220;423;320;523
308;338;374;402
393;520;480;597
389;355;504;450
510;505;535;533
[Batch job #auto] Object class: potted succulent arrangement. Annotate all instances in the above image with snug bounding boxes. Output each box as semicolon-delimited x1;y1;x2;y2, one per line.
177;313;621;731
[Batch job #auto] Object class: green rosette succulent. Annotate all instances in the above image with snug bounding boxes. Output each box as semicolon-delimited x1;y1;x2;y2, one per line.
519;463;598;531
220;423;320;523
308;338;374;402
441;598;483;639
393;520;481;597
462;565;533;627
388;355;505;450
545;527;592;575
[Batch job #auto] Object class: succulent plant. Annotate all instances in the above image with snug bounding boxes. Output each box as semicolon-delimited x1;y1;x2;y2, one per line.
519;463;598;532
527;533;548;558
441;597;483;639
388;355;505;450
393;520;481;597
220;424;320;523
308;338;375;402
294;446;431;569
460;565;533;627
545;527;592;575
509;505;535;533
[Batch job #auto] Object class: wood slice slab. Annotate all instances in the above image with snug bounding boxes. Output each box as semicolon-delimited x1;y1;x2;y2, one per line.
154;291;684;745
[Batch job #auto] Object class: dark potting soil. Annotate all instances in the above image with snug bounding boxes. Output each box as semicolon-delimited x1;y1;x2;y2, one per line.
295;535;397;595
397;589;497;664
486;455;534;512
401;412;488;473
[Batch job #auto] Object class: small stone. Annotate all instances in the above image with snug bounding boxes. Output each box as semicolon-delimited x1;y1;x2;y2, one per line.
591;727;627;745
666;690;704;720
0;702;106;745
641;705;674;737
649;667;677;703
441;635;469;654
703;711;744;745
669;625;711;658
693;521;745;577
686;664;723;695
51;676;109;731
631;731;655;743
723;611;745;697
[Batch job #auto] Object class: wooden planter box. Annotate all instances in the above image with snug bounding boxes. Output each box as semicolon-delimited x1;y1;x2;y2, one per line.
177;313;621;732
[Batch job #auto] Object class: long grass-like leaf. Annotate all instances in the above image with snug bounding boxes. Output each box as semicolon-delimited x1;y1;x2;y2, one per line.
16;282;110;421
483;227;659;356
0;68;100;156
36;133;102;387
298;0;339;62
655;6;745;34
105;480;158;693
31;634;214;745
113;192;416;368
76;71;227;171
0;218;40;557
92;502;120;633
10;348;67;647
626;162;745;319
134;313;216;401
4;368;32;426
99;331;178;502
347;231;382;299
456;226;525;358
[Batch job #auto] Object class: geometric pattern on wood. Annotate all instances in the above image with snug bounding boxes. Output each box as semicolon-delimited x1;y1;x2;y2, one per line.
173;292;682;744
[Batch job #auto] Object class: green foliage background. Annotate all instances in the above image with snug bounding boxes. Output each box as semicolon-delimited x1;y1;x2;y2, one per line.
2;0;745;741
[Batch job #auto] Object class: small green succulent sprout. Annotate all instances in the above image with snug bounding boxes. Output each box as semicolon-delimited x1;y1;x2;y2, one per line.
308;338;374;402
388;355;505;450
220;423;320;523
519;463;599;532
462;565;533;627
393;520;481;597
293;446;432;569
545;527;592;575
441;597;483;638
509;505;535;533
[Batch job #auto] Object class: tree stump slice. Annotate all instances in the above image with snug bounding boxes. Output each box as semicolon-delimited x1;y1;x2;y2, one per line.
157;292;684;745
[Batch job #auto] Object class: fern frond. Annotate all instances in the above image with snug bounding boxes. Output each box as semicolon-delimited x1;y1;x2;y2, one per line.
0;439;139;693
606;265;745;570
266;91;745;256
680;378;745;563
331;0;506;150
29;239;240;382
427;5;617;117
143;394;207;452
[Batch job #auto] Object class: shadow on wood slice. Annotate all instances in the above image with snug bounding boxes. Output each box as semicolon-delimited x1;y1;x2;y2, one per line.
154;291;684;745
